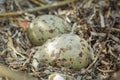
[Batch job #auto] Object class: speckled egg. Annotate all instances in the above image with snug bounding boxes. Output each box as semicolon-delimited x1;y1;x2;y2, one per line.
33;33;94;69
48;73;75;80
27;15;71;46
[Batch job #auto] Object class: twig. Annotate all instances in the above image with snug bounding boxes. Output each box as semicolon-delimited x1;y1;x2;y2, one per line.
90;32;106;37
111;28;120;32
26;0;34;8
0;0;76;17
87;7;97;24
101;60;111;66
108;46;118;59
86;54;99;70
99;11;105;28
0;64;37;80
71;22;77;34
97;67;114;73
30;0;45;6
6;33;26;58
87;42;103;70
14;0;22;10
83;0;93;8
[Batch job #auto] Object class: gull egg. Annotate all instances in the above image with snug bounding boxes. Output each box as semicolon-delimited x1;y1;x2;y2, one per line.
48;73;75;80
33;33;94;69
27;15;71;46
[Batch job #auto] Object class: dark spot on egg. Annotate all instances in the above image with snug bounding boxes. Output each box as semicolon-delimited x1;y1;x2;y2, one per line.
42;20;47;23
70;38;74;41
80;39;84;42
60;48;67;52
50;17;54;20
48;37;51;39
52;23;55;26
58;58;67;65
35;48;38;51
44;59;48;61
62;58;67;61
81;43;86;47
38;38;44;41
38;39;41;41
39;25;42;28
69;58;72;61
34;23;37;26
87;47;90;51
85;57;88;61
82;47;84;50
49;29;54;33
71;61;73;64
43;45;47;48
31;38;34;41
41;38;44;41
42;55;45;57
79;52;83;57
39;29;44;34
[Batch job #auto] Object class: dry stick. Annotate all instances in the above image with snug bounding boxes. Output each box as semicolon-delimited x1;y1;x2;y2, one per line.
0;0;76;17
30;0;45;6
97;67;114;73
0;64;36;80
111;28;120;32
86;46;102;70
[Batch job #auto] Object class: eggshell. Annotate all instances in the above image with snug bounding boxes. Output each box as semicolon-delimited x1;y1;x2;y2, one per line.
27;15;71;46
33;33;94;69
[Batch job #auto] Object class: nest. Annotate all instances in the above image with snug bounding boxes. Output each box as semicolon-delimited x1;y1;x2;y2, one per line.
0;0;120;80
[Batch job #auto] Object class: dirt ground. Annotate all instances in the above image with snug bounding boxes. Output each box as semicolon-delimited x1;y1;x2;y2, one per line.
0;0;120;80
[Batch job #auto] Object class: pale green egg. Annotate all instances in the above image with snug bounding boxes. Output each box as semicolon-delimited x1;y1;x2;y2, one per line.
33;33;94;69
27;15;71;46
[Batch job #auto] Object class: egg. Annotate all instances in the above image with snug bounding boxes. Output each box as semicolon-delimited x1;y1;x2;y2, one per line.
27;15;71;46
33;33;94;69
48;73;75;80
